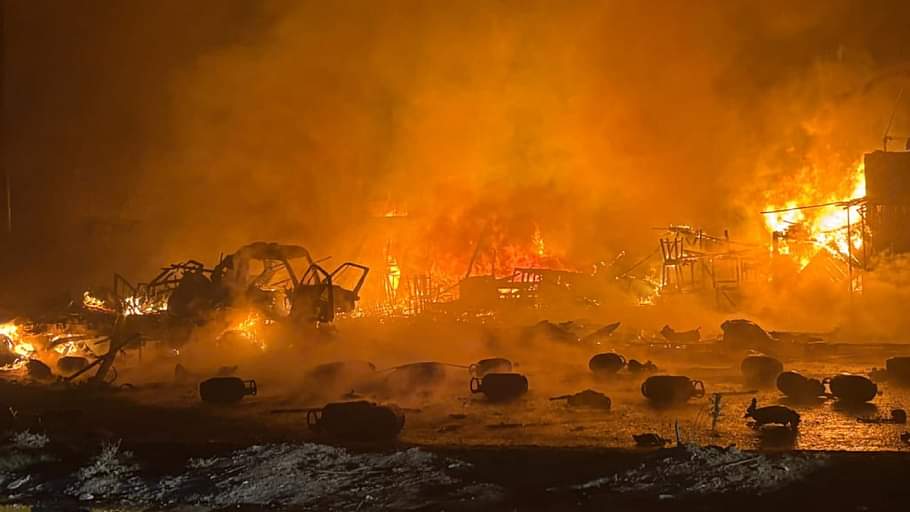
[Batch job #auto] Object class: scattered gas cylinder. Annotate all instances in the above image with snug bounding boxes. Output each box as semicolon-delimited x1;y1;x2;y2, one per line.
776;371;825;401
740;354;783;387
550;389;611;410
588;353;625;375
626;359;658;374
641;375;705;405
199;377;257;404
470;357;512;377
828;373;878;404
307;400;405;442
470;372;528;402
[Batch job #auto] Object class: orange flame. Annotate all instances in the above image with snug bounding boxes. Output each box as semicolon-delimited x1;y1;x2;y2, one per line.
763;161;865;269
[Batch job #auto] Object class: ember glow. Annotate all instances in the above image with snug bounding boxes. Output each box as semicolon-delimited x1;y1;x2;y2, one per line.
82;290;168;316
0;320;35;368
219;310;268;351
82;291;113;314
123;294;169;316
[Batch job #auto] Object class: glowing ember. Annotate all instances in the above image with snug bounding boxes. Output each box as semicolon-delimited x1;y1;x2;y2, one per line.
220;310;267;351
82;291;113;313
0;320;36;368
0;321;19;341
236;311;261;337
123;295;169;316
83;290;167;316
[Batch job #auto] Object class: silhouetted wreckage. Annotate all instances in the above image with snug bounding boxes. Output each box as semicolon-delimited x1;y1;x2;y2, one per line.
0;241;370;393
106;241;368;335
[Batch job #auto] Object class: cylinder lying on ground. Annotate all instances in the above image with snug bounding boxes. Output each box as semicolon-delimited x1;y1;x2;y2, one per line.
550;389;612;410
588;353;625;376
776;371;825;401
307;400;405;442
471;372;529;402
641;375;704;406
470;357;512;377
828;373;878;404
199;377;257;404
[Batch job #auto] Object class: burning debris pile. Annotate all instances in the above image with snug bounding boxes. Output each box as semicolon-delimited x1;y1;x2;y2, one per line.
1;318;109;377
0;241;370;384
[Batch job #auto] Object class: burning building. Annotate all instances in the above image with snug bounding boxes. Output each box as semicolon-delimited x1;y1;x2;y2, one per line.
864;149;910;257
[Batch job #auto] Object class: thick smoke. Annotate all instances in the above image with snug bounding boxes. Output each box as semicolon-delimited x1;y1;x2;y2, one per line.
5;0;910;335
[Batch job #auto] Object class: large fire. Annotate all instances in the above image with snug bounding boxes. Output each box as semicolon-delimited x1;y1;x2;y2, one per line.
763;161;866;269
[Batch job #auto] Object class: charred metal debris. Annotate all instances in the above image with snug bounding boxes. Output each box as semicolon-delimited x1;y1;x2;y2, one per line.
0;241;369;388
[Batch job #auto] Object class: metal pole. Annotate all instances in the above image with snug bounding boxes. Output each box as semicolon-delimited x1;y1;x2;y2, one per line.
860;204;866;291
846;206;853;298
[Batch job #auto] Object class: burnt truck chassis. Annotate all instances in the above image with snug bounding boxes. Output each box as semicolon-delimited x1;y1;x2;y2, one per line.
92;241;369;341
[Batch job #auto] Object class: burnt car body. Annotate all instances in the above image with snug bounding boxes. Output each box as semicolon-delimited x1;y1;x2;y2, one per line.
87;242;369;345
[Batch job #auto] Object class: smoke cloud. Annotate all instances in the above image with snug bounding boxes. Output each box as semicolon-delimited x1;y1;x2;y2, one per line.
5;0;910;334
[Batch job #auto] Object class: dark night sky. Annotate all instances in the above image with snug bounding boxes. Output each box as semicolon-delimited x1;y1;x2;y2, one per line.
2;0;278;304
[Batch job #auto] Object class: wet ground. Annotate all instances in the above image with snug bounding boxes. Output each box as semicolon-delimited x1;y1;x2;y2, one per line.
401;354;910;451
3;338;910;510
166;341;910;452
6;341;907;452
